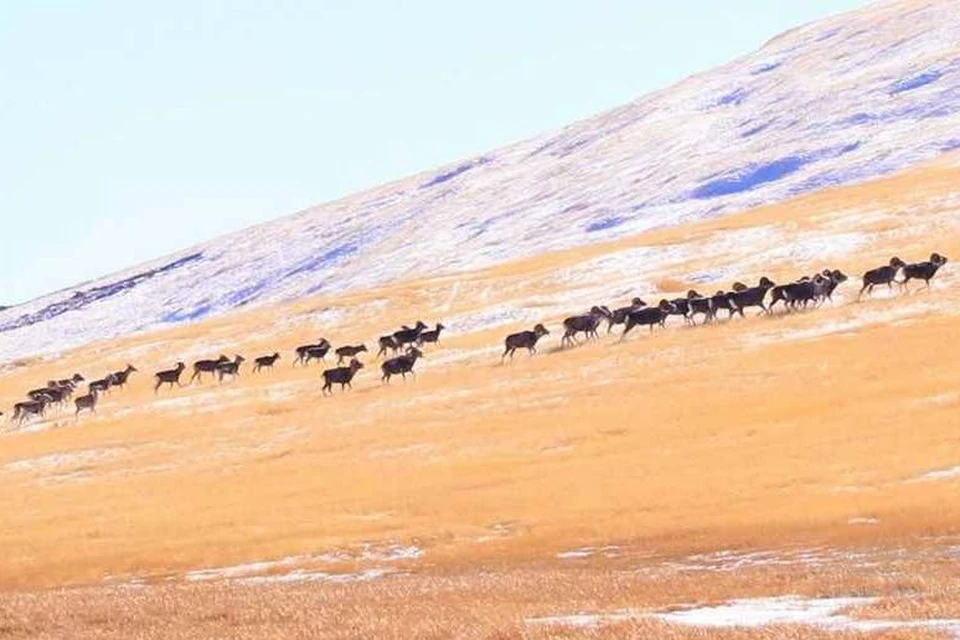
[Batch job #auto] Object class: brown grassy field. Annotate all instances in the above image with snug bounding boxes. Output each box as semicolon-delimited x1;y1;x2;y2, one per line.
0;156;958;638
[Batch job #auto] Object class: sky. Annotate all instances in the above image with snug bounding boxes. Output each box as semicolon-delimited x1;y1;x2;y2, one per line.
0;1;870;306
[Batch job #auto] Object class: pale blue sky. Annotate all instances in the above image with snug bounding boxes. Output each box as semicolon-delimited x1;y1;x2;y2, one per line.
0;1;868;305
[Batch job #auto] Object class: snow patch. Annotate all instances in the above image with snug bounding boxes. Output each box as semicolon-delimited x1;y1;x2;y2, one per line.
531;596;960;636
181;544;423;583
237;567;395;585
556;546;621;559
653;596;873;628
908;465;960;483
3;448;124;473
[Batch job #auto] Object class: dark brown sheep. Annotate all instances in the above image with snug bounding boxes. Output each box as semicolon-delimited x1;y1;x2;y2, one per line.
901;253;948;289
253;353;281;372
858;257;906;299
191;355;229;383
502;324;550;361
336;344;368;364
322;359;364;394
381;347;424;383
154;362;186;394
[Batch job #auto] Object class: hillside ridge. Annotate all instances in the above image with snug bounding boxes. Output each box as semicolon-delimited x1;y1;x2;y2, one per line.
0;0;957;362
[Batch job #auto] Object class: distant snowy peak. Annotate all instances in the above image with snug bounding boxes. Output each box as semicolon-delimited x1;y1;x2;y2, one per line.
1;0;958;362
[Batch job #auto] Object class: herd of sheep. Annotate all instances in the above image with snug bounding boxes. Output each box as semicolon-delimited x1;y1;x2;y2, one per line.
4;252;948;426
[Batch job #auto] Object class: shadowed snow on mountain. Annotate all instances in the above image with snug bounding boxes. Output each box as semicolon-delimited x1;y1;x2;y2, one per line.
0;0;958;361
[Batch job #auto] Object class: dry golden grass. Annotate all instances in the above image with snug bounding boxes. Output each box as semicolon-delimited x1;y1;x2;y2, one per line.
0;156;959;637
0;551;957;639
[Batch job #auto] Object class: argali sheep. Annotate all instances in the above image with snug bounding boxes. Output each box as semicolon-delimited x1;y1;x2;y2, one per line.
381;347;424;383
55;374;85;388
253;353;281;372
858;257;906;299
621;300;676;339
335;344;368;364
728;277;776;317
27;385;64;403
819;269;849;302
769;276;821;312
417;323;446;346
393;321;428;349
12;399;48;425
322;359;364;394
599;298;646;333
561;307;606;347
377;335;401;358
667;297;693;325
686;290;714;325
294;340;331;366
709;290;737;321
216;355;245;383
191;355;229;383
110;364;138;389
154;362;186;393
901;253;948;289
768;270;846;311
74;389;98;418
88;374;117;396
502;324;550;361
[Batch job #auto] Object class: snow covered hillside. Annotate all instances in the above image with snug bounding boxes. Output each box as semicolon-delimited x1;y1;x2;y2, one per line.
1;0;957;361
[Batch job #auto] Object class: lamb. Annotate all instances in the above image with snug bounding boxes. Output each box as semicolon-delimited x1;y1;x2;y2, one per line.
322;359;364;394
502;324;550;361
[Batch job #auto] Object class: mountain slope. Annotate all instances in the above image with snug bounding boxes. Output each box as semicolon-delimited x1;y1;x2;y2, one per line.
1;0;957;362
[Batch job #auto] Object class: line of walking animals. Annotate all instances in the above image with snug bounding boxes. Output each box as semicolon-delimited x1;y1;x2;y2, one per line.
5;252;947;427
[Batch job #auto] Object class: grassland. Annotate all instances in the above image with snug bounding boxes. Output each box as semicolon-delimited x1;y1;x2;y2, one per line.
0;157;958;638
